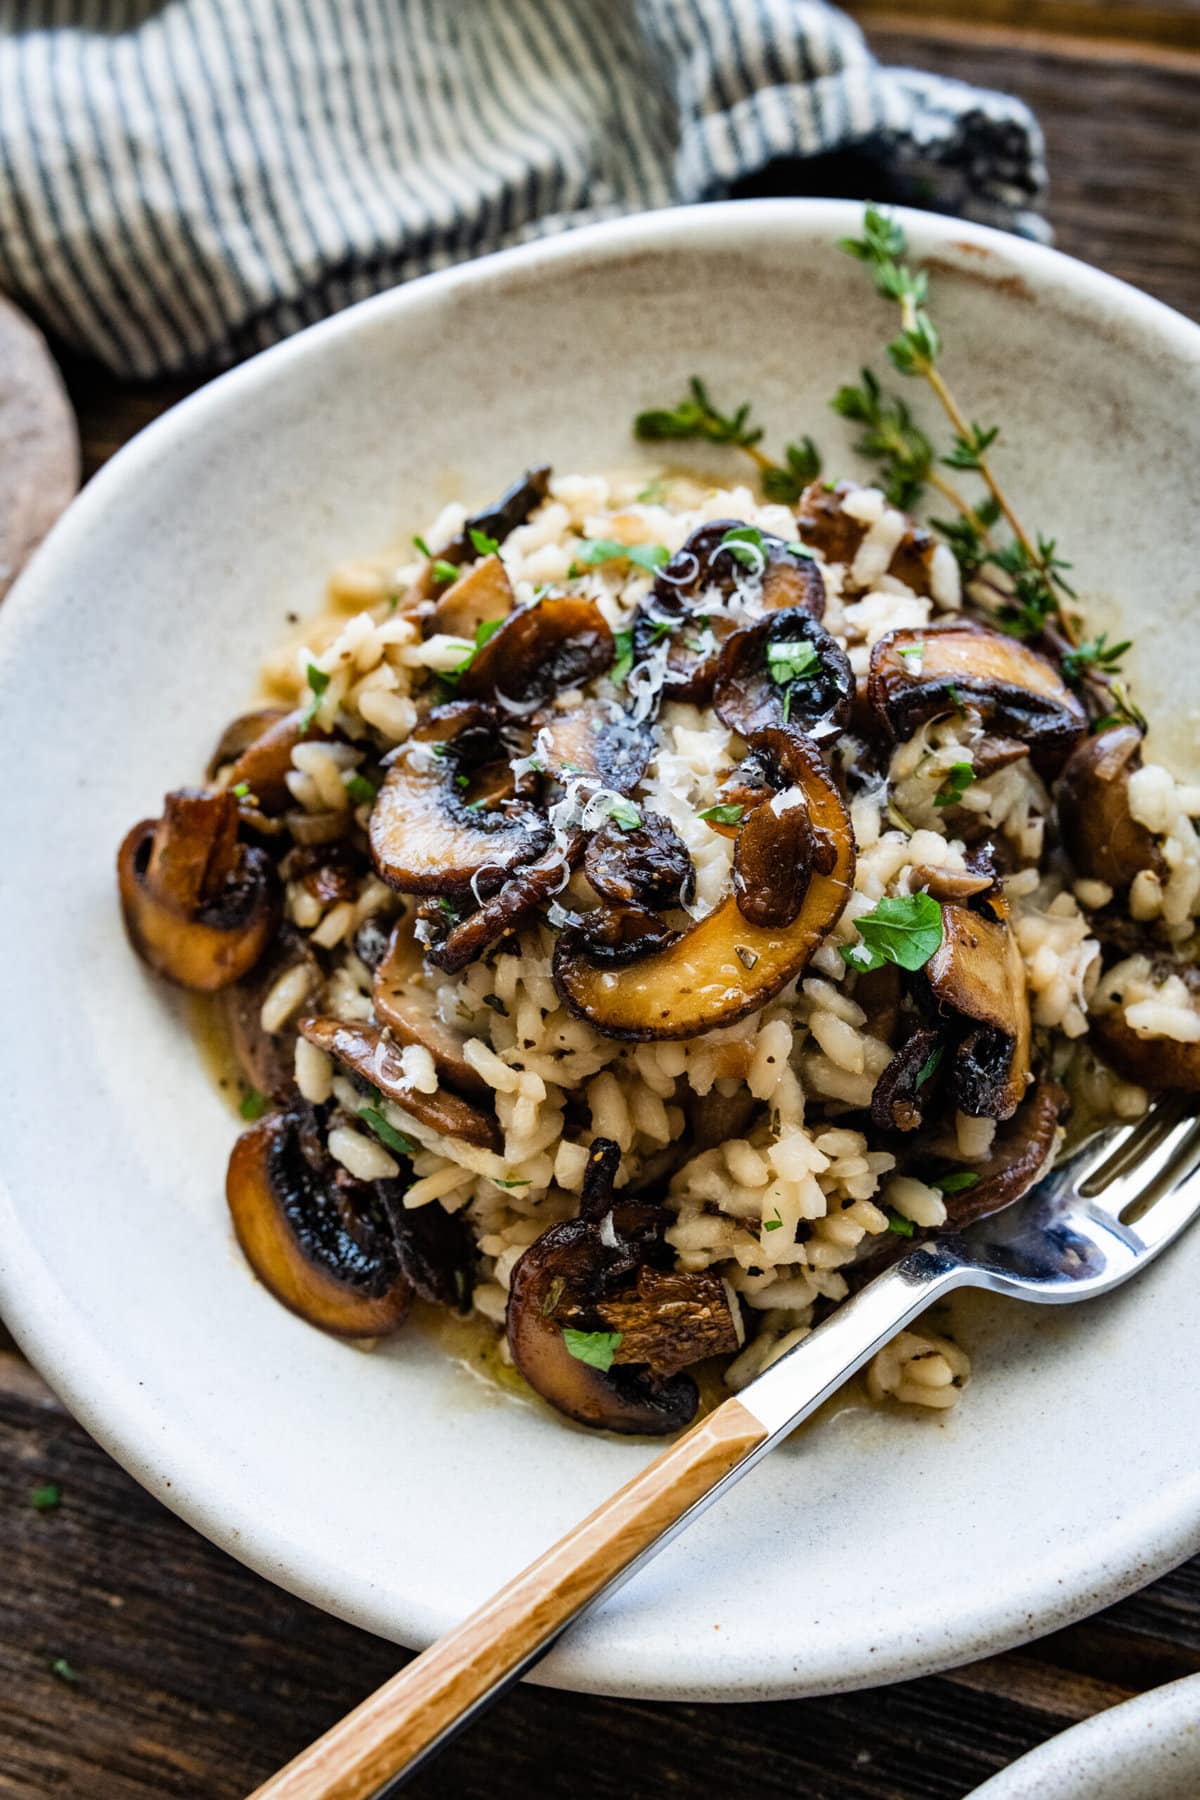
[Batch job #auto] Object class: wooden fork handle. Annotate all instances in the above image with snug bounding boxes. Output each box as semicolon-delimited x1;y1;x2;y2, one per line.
248;1396;767;1800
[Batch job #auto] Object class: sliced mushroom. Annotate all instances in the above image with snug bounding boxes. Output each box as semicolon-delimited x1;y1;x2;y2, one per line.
505;1139;719;1433
410;467;552;601
222;708;333;814
869;622;1086;771
930;1080;1066;1227
563;1266;741;1378
208;707;289;781
424;554;515;641
905;862;996;904
732;785;837;928
298;1016;501;1150
534;700;653;792
633;519;825;703
220;926;323;1101
380;1189;475;1310
713;607;853;740
925;903;1032;1120
554;729;854;1040
227;1107;412;1337
427;832;585;974
457;597;613;712
1056;725;1165;893
369;701;550;896
795;479;940;596
1091;955;1200;1091
870;1027;945;1133
570;902;675;965
372;920;490;1100
585;812;694;909
118;788;278;991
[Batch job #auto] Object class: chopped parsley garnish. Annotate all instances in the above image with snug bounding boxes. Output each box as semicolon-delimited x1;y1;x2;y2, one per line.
239;1088;268;1122
562;1328;623;1371
718;524;768;568
299;662;331;730
49;1657;79;1685
609;799;642;832
934;762;975;809
31;1483;61;1512
358;1106;417;1159
611;627;635;683
887;1210;916;1238
433;559;460;585
231;781;250;799
541;1275;566;1317
698;802;745;826
345;772;378;805
767;639;821;685
915;1045;944;1089
413;534;433;557
446;617;506;683
576;538;670;575
636;478;671;504
840;892;943;975
469;526;500;557
938;1170;981;1194
897;641;925;666
944;684;965;714
784;539;815;560
495;1177;531;1189
763;1213;783;1232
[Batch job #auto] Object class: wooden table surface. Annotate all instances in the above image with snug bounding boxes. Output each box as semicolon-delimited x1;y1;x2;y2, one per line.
5;4;1200;1796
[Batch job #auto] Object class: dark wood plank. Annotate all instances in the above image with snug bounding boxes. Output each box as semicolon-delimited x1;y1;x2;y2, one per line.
850;1;1200;51
2;1358;1198;1800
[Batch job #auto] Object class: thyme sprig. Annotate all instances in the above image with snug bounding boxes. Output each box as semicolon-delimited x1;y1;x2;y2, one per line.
634;377;821;504
839;205;1082;646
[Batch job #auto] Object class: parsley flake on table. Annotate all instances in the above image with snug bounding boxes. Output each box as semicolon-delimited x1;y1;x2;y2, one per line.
562;1328;623;1371
31;1483;61;1512
49;1657;79;1685
840;892;943;974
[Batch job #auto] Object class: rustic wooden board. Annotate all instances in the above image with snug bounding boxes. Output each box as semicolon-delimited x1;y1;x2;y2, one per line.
5;6;1200;1797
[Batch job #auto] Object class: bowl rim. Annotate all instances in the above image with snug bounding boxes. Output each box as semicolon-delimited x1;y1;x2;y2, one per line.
2;198;1199;1702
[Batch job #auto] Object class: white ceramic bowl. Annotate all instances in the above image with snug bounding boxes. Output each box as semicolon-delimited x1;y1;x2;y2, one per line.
2;202;1199;1702
967;1674;1200;1799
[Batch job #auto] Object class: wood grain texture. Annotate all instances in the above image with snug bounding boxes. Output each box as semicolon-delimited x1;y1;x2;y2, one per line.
250;1399;767;1799
4;9;1200;1799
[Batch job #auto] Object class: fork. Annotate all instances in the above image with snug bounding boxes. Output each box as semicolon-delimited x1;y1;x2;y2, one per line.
249;1098;1200;1800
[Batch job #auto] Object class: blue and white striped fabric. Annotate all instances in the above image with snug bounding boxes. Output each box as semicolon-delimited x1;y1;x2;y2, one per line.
0;1;1047;379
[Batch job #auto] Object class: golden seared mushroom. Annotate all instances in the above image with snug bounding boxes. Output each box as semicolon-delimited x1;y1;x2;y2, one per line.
298;1016;501;1151
221;707;333;814
871;1028;946;1133
426;832;586;975
457;597;614;712
1091;955;1200;1091
568;903;675;965
424;554;515;641
1057;726;1166;894
585;812;694;909
633;519;826;703
409;466;552;604
220;926;323;1102
925;903;1032;1120
118;788;278;991
227;1106;413;1337
373;921;490;1100
713;607;853;740
533;699;654;792
506;1140;741;1432
207;707;289;781
795;479;942;597
925;1080;1066;1227
869;621;1086;771
732;784;837;929
369;701;551;897
554;728;854;1039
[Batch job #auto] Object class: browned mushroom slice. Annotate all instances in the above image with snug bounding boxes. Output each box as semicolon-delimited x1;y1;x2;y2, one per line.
372;920;490;1101
117;788;278;992
424;554;515;641
534;700;653;792
208;707;289;781
220;927;323;1102
457;597;613;712
410;467;552;602
555;728;854;1040
428;833;586;974
795;479;939;595
713;607;853;740
505;1139;712;1433
871;1028;945;1133
1056;725;1165;893
1090;956;1200;1091
732;786;837;929
299;1015;501;1151
222;708;334;814
227;1107;413;1337
571;903;675;965
379;1188;475;1311
563;1266;741;1378
905;862;996;904
369;701;550;896
930;1080;1066;1227
925;904;1032;1120
869;621;1086;769
633;519;826;703
585;812;693;909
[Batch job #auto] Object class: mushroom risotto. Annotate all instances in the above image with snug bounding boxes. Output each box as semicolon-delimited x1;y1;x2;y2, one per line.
117;213;1200;1435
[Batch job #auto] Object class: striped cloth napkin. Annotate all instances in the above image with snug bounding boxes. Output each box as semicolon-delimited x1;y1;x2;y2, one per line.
0;0;1046;379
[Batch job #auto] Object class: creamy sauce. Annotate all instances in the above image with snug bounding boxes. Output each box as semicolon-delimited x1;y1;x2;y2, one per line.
188;993;248;1117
